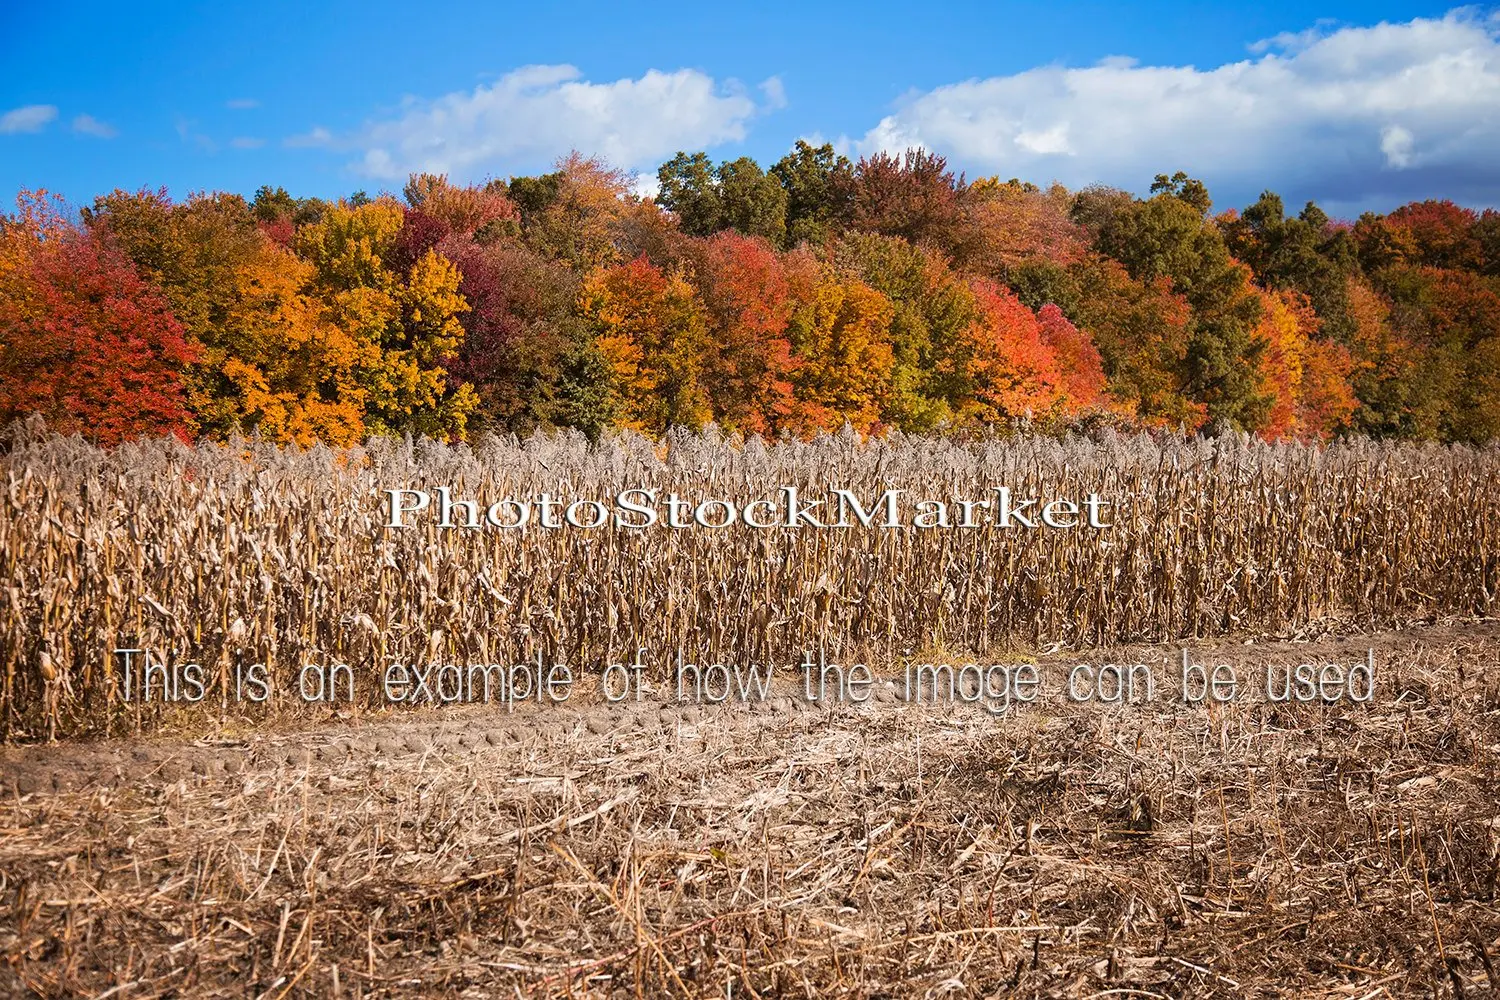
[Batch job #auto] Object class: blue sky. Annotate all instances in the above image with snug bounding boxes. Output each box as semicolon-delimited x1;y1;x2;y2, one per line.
2;1;1494;216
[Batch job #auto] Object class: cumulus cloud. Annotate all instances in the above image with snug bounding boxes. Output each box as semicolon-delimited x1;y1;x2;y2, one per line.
1380;125;1415;168
631;172;662;201
851;9;1500;212
330;65;765;180
71;114;117;139
1;104;58;134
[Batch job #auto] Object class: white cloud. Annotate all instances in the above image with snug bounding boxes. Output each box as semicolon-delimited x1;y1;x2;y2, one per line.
1;104;58;134
761;76;788;111
71;114;117;139
285;126;333;149
1380;124;1415;168
631;172;662;201
850;9;1500;212
230;136;265;150
329;64;765;180
1248;20;1340;55
1015;123;1071;155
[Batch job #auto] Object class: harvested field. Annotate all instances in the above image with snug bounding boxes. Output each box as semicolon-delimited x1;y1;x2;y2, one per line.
4;622;1500;997
5;426;1500;741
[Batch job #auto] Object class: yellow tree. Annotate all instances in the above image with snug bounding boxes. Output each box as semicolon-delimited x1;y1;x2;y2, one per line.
294;199;476;438
216;242;367;446
1254;287;1356;441
783;255;896;435
578;255;713;434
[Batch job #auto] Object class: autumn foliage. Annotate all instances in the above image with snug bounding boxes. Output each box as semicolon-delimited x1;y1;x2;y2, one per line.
0;193;197;444
3;154;1499;445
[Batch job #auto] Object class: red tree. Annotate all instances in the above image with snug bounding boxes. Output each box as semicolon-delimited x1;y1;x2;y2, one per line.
687;231;798;435
850;149;972;259
964;280;1064;420
1036;303;1108;413
1383;201;1483;270
0;192;198;443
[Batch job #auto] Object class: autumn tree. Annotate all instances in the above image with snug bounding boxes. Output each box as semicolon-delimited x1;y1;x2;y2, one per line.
85;188;366;444
962;280;1066;422
1341;276;1415;436
833;232;982;430
1062;256;1202;428
83;190;261;408
966;179;1089;279
1036;304;1108;414
16;144;1500;448
578;256;713;434
781;254;895;435
1359;201;1485;272
1253;288;1356;441
1377;265;1500;442
848;149;972;261
0;191;197;443
513;153;641;271
294;198;476;438
683;232;798;435
438;235;586;434
402;173;519;238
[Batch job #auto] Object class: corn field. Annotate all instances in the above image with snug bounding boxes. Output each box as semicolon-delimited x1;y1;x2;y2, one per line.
4;419;1499;740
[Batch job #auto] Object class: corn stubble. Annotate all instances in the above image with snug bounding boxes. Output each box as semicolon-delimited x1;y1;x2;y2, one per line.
5;419;1500;997
2;422;1498;739
2;627;1500;997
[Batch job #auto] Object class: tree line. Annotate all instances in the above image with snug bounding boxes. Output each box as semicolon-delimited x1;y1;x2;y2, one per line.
3;143;1499;446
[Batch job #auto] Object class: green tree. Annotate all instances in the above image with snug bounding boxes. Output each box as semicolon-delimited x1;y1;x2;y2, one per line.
1096;186;1269;429
1149;171;1212;217
1223;191;1358;342
250;185;327;227
1069;185;1136;236
770;140;853;246
507;171;563;225
715;157;787;245
656;152;788;245
656;152;722;237
1476;210;1500;277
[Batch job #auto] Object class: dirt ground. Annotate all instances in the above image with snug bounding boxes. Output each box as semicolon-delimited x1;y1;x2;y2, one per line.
3;622;1500;998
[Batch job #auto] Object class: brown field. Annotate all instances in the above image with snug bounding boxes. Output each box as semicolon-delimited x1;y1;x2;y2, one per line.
4;621;1500;998
5;426;1500;742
